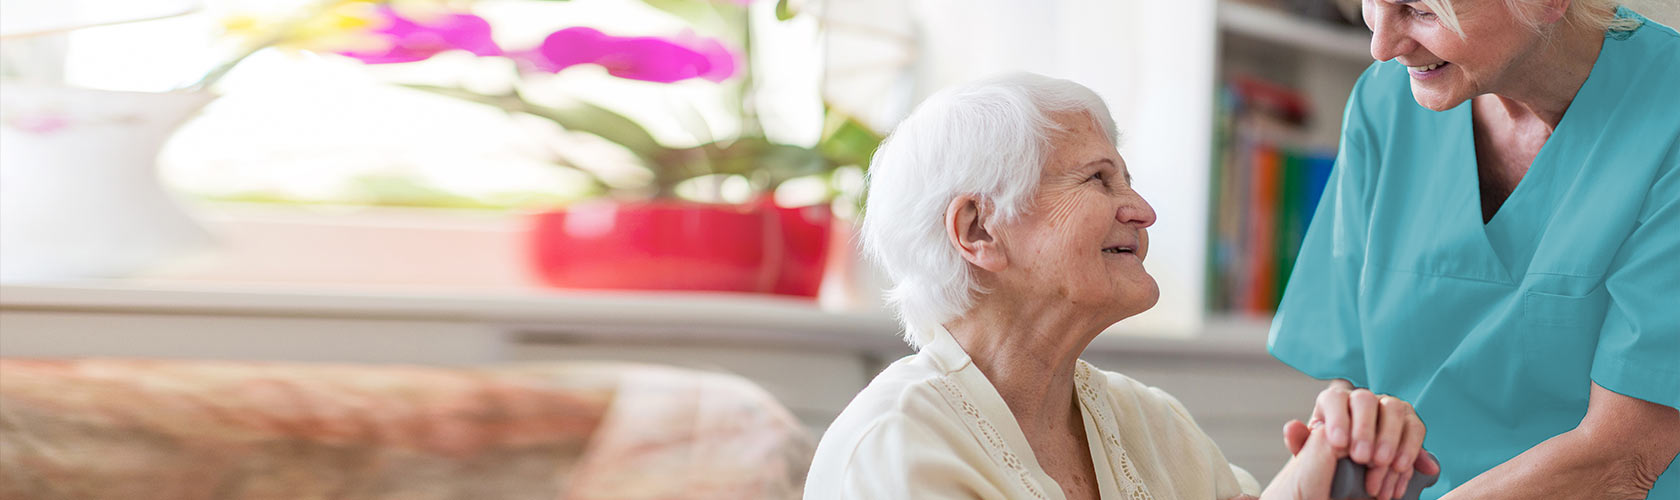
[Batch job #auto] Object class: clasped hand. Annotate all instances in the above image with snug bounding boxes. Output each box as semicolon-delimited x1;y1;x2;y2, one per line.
1256;381;1440;500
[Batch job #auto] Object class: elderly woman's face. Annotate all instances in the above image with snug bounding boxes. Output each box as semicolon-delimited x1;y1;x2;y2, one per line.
993;112;1159;318
1364;0;1543;111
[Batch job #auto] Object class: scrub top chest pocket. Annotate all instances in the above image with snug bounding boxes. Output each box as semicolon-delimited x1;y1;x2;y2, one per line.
1521;280;1611;331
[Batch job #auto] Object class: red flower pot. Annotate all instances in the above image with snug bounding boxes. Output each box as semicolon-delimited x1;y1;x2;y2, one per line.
769;203;833;298
528;199;833;296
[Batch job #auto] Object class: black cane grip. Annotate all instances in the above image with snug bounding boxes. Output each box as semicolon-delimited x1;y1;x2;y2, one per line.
1327;452;1439;500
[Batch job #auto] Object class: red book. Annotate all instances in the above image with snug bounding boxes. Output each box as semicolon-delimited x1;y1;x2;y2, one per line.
1243;144;1281;314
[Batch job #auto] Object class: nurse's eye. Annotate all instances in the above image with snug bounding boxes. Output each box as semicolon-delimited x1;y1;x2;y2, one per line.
1407;6;1437;20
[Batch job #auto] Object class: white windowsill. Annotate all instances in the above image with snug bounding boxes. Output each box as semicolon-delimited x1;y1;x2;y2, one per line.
0;279;1274;358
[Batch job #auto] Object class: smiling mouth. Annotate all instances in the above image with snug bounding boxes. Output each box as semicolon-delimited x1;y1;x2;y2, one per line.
1407;61;1450;73
1102;245;1136;255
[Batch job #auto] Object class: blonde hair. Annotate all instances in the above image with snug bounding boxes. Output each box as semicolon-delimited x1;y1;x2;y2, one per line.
1417;0;1641;36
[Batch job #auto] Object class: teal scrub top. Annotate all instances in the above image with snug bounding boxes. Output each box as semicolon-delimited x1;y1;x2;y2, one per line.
1268;7;1680;500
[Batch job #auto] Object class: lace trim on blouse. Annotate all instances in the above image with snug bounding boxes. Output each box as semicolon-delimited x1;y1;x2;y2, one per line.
927;361;1156;500
1076;360;1156;500
931;375;1050;499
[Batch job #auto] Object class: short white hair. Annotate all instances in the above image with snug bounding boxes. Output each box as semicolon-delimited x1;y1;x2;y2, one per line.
859;72;1118;349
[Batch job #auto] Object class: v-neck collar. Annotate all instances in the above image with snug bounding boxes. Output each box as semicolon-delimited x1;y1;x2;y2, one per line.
1081;401;1122;499
1448;10;1629;282
921;326;1066;498
921;325;1121;500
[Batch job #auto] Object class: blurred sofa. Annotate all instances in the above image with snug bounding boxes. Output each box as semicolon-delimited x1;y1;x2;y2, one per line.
0;359;814;500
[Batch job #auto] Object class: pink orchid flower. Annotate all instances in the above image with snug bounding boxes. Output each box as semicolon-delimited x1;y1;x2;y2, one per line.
518;26;738;83
3;114;72;134
337;6;501;64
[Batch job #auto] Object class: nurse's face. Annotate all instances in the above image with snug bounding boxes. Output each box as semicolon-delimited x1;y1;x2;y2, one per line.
1364;0;1544;111
992;111;1159;320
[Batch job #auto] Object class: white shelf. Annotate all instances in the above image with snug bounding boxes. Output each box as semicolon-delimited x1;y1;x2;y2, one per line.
0;281;909;350
1218;1;1373;61
0;281;1274;358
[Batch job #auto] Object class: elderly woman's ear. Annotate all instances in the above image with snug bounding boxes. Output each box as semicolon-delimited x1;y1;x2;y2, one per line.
946;194;1008;272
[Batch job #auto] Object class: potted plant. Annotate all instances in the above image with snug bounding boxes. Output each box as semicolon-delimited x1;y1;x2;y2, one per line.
210;0;881;297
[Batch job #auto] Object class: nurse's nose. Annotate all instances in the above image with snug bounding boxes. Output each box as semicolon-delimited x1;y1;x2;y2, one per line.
1367;5;1421;62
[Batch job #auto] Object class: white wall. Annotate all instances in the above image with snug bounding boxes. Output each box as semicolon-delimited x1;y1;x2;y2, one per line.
1624;0;1680;25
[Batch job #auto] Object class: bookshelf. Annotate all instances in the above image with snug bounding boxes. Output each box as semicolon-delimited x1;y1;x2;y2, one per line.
1217;1;1372;62
1207;1;1373;316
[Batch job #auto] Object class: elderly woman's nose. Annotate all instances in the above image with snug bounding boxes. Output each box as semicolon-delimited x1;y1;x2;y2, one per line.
1368;8;1418;62
1116;196;1156;228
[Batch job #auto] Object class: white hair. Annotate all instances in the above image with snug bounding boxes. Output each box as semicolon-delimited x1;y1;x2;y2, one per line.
859;72;1118;349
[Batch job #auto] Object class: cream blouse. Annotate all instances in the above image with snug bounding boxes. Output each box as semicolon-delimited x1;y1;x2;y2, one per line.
805;326;1262;499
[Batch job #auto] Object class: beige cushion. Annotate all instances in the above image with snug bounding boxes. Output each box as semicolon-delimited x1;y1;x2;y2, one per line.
0;359;812;500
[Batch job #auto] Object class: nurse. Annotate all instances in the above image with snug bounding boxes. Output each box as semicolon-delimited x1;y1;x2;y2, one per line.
1269;0;1680;499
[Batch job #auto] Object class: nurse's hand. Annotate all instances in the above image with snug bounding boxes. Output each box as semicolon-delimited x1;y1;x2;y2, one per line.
1286;380;1439;500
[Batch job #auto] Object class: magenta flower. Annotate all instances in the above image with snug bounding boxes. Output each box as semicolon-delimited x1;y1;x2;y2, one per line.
518;27;738;83
338;6;502;64
3;114;71;134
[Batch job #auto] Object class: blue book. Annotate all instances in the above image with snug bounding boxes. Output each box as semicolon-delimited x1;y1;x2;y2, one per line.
1300;151;1335;232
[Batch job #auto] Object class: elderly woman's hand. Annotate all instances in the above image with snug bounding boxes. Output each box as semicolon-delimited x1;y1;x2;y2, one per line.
1258;419;1342;500
1285;380;1439;500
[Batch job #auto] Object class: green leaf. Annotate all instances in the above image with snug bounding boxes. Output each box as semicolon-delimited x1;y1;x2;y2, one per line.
639;0;743;35
817;110;883;170
639;0;713;23
753;143;830;186
775;0;796;21
662;137;827;190
523;101;668;161
400;83;668;163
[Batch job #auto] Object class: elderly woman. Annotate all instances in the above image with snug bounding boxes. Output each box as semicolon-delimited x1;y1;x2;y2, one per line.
1270;1;1680;499
805;73;1430;500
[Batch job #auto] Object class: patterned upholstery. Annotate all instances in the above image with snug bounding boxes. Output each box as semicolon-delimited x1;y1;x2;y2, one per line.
0;359;813;500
